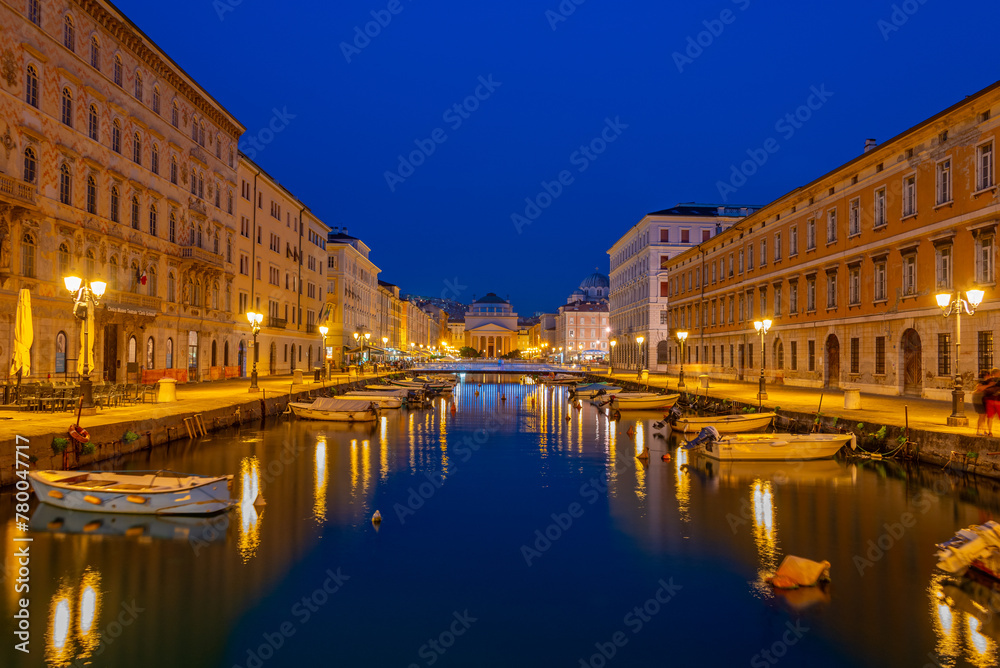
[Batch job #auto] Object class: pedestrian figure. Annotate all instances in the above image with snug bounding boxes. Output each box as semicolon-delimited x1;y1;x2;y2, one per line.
973;370;991;436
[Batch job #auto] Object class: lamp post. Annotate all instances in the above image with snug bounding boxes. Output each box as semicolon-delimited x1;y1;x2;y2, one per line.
936;288;985;426
636;335;645;372
319;325;329;382
64;276;107;409
609;340;616;376
753;318;772;403
676;330;688;389
246;311;263;392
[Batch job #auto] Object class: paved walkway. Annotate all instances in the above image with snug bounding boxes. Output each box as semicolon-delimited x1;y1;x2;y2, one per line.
0;371;394;440
597;370;991;439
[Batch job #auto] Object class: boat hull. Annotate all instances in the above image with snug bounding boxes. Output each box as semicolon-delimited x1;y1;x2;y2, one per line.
573;386;622;398
675;413;777;434
28;471;231;515
697;434;852;461
340;394;402;408
289;403;379;421
611;394;680;410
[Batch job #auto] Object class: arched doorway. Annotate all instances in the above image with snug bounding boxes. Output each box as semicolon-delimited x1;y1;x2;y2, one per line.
774;339;784;370
238;341;246;377
902;328;922;396
188;331;198;380
825;334;840;389
657;340;669;365
487;336;495;358
224;341;230;367
211;340;217;367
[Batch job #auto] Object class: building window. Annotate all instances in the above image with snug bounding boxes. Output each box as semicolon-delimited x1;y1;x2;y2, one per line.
808;340;815;372
131;196;140;230
874;259;887;301
59;164;72;205
826;272;837;309
112;120;121;153
728;254;734;277
171;101;179;128
169;212;176;243
774;232;782;261
903;174;917;217
134;70;143;101
113;54;122;86
976;233;995;284
748;244;754;271
849;266;860;305
789;281;798;314
21;233;36;278
849;198;860;236
774;285;782;316
85;249;95;277
152;86;161;114
806;277;816;312
108;257;118;291
806;219;816;250
166;337;174;368
874;187;886;228
61;87;73;126
151;144;159;174
826;209;837;243
25;65;38;107
935;245;952;289
938;333;951;376
23;148;36;183
681;229;690;243
86;175;97;214
110;186;120;223
146;337;155;369
875;337;886;374
63;14;75;50
978;142;995;191
850;338;860;374
170;158;178;185
738;249;744;273
902;253;917;296
90;37;101;70
790;341;798;371
58;243;71;276
133;132;142;164
167;273;175;302
979;331;994;372
87;104;99;140
28;0;40;25
937;159;952;204
149;205;157;237
760;239;767;266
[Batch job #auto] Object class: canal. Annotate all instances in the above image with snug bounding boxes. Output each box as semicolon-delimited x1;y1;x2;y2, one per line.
2;375;1000;667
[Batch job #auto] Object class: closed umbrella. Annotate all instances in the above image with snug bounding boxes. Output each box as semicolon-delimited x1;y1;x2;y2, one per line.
77;303;95;378
9;289;32;402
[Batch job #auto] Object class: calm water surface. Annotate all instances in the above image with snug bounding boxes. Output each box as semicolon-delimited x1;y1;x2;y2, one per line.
3;375;1000;667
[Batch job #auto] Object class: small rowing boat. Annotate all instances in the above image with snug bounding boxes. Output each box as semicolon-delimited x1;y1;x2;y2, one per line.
685;427;853;461
610;393;680;410
28;470;232;515
340;392;403;409
288;397;381;422
671;412;777;434
572;383;622;399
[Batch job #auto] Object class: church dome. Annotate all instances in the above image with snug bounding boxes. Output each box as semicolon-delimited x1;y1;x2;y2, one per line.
580;271;609;290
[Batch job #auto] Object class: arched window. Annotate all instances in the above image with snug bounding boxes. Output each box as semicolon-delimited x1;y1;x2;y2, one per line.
108;256;118;291
188;331;198;368
90;36;100;69
58;243;71;276
152;86;160;114
191;115;199;142
85;249;95;278
110;186;120;223
199;121;206;147
23;148;36;183
167;272;175;302
215;134;221;159
148;205;157;237
86;175;97;214
227;191;233;214
88;104;99;140
111;119;121;153
28;0;40;25
130;261;140;293
63;15;75;50
21;233;36;278
146;337;155;369
169;157;177;184
197;173;204;199
166;337;174;368
226;239;232;263
211;282;219;309
56;331;67;374
196;225;203;248
132;132;141;164
61;87;73;126
214;182;220;208
151;144;159;174
168;212;176;243
127;335;137;364
171;101;179;128
225;283;231;311
113;54;122;86
228;145;234;168
189;168;197;195
147;266;157;297
213;231;219;254
134;70;142;101
25;65;38;107
131;196;140;229
59;164;71;205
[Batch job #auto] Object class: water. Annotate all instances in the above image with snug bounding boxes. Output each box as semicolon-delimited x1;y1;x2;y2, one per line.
3;375;1000;667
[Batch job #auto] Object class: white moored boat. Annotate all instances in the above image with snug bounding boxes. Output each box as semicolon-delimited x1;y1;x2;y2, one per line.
28;470;232;515
340;392;403;409
572;383;622;399
686;428;853;461
673;412;777;434
610;393;680;410
289;397;380;422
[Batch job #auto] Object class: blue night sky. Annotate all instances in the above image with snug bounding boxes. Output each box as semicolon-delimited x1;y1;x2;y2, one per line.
116;0;1000;314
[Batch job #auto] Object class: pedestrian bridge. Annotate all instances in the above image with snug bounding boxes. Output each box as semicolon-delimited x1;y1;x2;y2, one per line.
413;361;597;374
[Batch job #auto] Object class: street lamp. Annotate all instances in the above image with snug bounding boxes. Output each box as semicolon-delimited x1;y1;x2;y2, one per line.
676;331;688;389
64;276;106;409
636;335;645;372
936;288;985;426
246;311;263;392
753;319;772;403
319;325;329;382
609;340;616;375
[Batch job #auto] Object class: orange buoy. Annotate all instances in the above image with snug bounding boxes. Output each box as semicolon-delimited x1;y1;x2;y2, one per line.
661;454;671;462
450;402;456;414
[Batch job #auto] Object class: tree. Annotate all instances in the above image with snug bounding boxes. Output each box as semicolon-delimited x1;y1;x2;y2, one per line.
459;347;481;359
502;349;522;360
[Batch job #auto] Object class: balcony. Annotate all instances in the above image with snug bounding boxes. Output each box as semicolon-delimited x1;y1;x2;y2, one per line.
0;174;36;206
306;323;317;334
180;244;224;269
267;316;287;329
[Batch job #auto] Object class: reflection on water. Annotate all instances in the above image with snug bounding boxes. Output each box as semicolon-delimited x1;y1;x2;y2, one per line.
932;571;1000;667
46;568;102;667
751;479;779;597
674;445;690;523
238;456;261;563
313;438;327;525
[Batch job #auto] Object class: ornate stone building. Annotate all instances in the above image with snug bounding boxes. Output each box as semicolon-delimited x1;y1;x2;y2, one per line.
463;293;518;357
0;0;245;383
